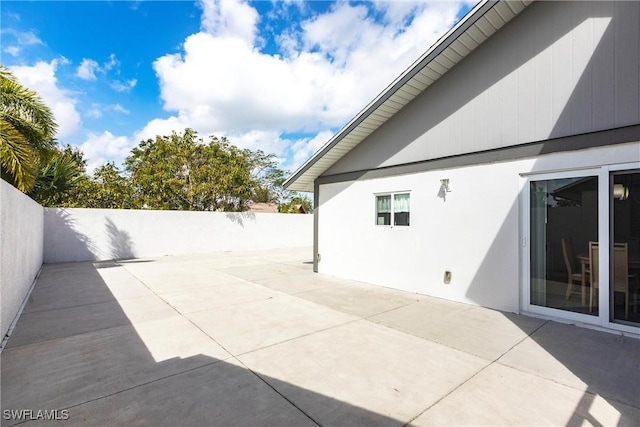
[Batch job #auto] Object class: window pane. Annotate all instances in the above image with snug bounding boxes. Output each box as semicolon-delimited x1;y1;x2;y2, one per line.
611;170;640;325
377;195;391;213
376;195;391;225
394;193;410;226
394;212;410;226
377;213;391;225
394;193;410;212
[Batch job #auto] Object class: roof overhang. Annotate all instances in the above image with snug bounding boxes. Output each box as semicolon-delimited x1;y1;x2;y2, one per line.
284;0;533;192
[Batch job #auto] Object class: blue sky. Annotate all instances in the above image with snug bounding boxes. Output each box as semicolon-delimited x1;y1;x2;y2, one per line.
2;0;474;173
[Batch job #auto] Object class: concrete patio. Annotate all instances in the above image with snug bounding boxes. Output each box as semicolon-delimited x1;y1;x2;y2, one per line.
1;247;639;426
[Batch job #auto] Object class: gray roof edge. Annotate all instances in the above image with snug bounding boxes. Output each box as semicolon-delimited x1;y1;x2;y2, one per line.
284;0;502;190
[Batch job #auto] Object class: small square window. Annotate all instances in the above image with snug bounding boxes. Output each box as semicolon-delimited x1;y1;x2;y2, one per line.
376;192;410;227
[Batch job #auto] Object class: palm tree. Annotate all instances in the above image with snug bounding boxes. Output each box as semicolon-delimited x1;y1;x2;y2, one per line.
28;145;84;206
1;65;57;192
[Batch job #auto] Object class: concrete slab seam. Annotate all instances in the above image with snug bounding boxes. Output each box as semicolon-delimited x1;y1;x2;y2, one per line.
233;317;363;358
402;319;551;426
255;283;345;296
14;298;131;316
494;325;640;411
121;260;323;426
1;359;228;427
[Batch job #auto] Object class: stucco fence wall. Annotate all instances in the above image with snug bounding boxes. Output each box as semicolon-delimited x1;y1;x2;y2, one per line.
1;180;44;341
43;208;313;263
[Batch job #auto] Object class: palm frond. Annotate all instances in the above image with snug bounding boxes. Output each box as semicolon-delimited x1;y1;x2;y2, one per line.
0;65;58;191
0;119;37;191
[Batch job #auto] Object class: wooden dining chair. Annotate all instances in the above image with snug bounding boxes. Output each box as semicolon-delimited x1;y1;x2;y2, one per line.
613;243;630;319
561;238;582;300
589;242;599;313
590;242;630;319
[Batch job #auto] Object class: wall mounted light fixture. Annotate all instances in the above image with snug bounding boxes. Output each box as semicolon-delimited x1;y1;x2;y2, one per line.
613;184;629;200
440;178;451;193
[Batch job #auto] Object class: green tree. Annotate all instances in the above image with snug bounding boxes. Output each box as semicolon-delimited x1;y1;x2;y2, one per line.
278;194;313;214
0;65;57;192
124;129;257;211
28;144;85;206
243;149;287;203
62;162;138;209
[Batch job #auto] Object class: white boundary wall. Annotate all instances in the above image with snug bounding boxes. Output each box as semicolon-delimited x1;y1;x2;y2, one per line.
44;208;312;263
1;180;44;340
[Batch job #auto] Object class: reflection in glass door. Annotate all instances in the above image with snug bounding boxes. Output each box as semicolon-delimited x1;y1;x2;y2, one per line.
530;176;598;315
611;171;640;325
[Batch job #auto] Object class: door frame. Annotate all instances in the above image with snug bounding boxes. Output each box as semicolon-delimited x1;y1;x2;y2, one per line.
520;167;603;326
520;162;640;333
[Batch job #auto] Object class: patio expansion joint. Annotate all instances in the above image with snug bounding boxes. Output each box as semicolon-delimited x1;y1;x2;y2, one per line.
218;287;428;357
177;296;285;315
5;359;229;425
234;317;363;358
15;297;138;316
175;309;325;426
492;325;640;412
122;263;324;426
402;319;551;426
175;305;325;426
238;365;322;427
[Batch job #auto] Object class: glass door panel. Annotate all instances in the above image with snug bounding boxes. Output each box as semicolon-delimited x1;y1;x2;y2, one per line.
611;171;640;325
530;176;598;314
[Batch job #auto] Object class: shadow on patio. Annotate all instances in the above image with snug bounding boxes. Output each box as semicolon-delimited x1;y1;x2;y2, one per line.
3;247;639;426
0;257;400;426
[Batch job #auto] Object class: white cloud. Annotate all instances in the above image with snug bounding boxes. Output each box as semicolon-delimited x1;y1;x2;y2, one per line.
112;104;130;115
199;0;259;44
15;30;43;46
134;116;190;143
79;131;133;174
10;60;82;139
75;54;133;92
85;103;130;119
103;53;119;72
86;107;102;119
67;0;464;173
4;46;21;57
76;59;99;80
110;79;137;92
1;29;44;57
148;0;463;170
286;130;335;171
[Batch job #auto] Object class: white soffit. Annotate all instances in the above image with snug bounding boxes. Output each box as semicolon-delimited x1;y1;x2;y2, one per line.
285;0;532;192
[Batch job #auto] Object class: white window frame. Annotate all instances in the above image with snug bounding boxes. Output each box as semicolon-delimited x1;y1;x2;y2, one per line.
375;191;410;228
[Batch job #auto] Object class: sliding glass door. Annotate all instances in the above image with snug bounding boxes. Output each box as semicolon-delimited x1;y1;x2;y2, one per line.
525;166;640;330
529;175;599;315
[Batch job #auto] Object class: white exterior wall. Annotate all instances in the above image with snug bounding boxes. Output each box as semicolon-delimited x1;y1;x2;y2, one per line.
44;208;312;263
317;142;640;313
327;1;639;175
1;180;44;340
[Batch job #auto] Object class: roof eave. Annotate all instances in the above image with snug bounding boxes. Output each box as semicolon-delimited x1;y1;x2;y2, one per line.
285;0;530;192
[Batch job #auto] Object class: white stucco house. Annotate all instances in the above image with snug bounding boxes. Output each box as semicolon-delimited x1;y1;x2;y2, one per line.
285;0;640;334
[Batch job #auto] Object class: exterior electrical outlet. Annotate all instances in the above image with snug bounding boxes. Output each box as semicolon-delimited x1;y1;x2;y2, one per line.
444;271;452;284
